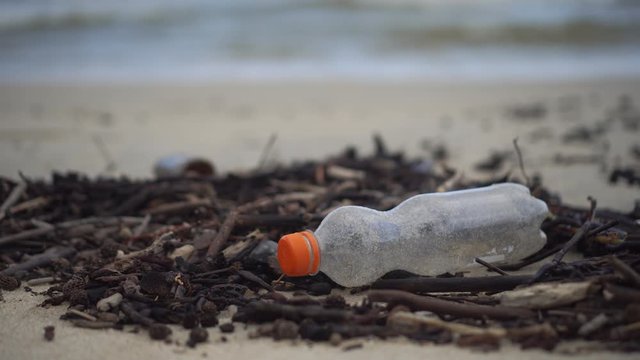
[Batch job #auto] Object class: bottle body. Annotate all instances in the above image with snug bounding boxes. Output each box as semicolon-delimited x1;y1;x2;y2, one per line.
314;183;548;287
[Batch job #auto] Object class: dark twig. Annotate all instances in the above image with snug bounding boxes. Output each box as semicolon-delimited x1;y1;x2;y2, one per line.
0;216;144;247
367;290;534;319
608;255;640;287
120;301;154;327
474;257;509;276
236;269;274;292
206;210;238;258
1;246;76;275
512;138;530;187
586;220;619;238
604;283;640;303
257;133;278;170
499;244;564;271
529;197;597;284
372;275;533;293
92;134;117;174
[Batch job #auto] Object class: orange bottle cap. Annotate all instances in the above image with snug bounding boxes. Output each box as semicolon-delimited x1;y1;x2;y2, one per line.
277;230;320;277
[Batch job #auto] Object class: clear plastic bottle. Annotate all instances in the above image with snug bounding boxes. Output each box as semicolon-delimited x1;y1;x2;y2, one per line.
277;183;549;287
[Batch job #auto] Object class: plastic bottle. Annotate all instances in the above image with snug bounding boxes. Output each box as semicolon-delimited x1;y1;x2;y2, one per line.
277;183;549;287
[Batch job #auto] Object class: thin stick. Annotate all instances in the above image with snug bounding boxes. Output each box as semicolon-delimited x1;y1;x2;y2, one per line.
1;246;76;275
368;289;534;319
512;138;530;187
608;255;640;287
474;257;509;276
92;134;117;174
257;133;278;170
529;197;597;284
144;198;211;215
67;309;98;322
0;216;144;247
372;275;533;293
237;269;274;292
120;301;154;327
9;196;49;215
26;277;56;286
586;220;619;238
0;181;27;220
499;243;564;271
133;214;152;237
206;210;238;258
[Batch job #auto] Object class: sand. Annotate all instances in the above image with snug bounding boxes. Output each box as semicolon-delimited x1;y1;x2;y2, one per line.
1;283;637;360
1;77;639;359
1;78;639;211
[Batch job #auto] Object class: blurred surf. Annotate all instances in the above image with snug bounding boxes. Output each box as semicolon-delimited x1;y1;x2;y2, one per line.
0;0;639;82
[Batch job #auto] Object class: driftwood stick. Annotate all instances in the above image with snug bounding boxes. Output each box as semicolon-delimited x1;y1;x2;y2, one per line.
603;283;640;303
144;198;211;216
120;301;154;327
499;244;564;271
587;220;619;238
236;269;274;292
206;210;238;258
133;214;152;237
102;231;175;273
71;320;116;329
608;255;640;287
529;221;591;284
387;311;507;336
372;275;533;293
1;246;76;275
0;227;53;247
529;197;597;284
474;257;508;276
0;181;27;220
9;196;50;215
0;216;144;247
367;289;534;319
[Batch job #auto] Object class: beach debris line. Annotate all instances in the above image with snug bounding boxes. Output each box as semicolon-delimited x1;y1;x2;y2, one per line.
0;135;639;352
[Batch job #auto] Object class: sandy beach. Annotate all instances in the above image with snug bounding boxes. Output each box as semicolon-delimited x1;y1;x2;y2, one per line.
1;78;639;211
1;77;640;360
2;1;640;358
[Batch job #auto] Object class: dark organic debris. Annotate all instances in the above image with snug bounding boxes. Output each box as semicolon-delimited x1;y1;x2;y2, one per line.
43;325;55;341
507;102;547;121
0;134;638;353
188;327;209;347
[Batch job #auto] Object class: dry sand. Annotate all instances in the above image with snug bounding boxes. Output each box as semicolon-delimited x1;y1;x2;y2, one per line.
1;78;639;359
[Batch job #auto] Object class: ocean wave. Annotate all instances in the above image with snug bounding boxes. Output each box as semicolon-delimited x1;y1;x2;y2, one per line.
0;13;114;33
382;20;640;49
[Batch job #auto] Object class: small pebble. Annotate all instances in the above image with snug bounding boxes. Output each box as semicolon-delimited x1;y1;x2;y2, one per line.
329;332;342;346
272;319;299;340
200;313;219;328
219;323;235;333
148;324;172;340
96;292;123;312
